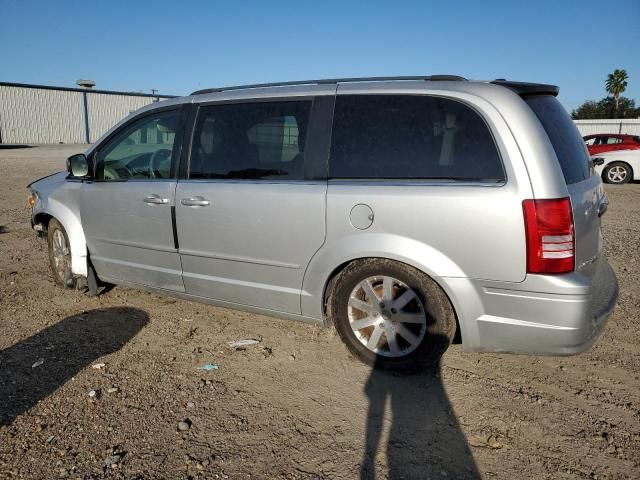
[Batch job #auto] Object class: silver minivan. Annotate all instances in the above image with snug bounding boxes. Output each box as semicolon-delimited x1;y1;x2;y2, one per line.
28;76;618;370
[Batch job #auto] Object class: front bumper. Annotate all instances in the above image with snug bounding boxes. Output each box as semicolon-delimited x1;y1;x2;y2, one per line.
446;257;618;355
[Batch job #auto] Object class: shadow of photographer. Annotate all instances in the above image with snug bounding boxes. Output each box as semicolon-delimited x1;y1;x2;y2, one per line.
0;307;149;426
361;356;479;479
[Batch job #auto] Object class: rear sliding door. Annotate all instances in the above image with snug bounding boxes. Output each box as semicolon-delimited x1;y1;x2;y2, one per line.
325;91;527;283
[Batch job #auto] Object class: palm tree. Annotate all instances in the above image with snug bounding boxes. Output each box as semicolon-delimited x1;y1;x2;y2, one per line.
605;69;629;117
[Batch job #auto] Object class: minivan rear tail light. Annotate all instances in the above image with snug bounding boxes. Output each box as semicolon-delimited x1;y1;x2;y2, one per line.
522;198;574;274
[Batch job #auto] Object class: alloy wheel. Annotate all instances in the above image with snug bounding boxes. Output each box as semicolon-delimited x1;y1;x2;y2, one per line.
607;166;627;183
52;229;71;281
347;275;427;357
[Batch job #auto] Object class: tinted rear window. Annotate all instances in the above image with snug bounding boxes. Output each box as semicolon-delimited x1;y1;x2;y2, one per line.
525;95;589;185
329;95;504;181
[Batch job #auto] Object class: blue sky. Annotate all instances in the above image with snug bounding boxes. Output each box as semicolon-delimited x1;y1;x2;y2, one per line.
1;0;638;112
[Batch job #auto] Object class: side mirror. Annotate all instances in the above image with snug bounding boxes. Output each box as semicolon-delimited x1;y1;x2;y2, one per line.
66;153;90;178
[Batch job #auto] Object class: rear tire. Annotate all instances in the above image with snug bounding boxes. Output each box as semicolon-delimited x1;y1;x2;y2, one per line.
329;259;456;371
603;162;632;184
47;218;76;288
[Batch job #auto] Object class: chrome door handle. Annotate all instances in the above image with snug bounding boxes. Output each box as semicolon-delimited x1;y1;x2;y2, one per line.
181;196;210;207
143;194;169;205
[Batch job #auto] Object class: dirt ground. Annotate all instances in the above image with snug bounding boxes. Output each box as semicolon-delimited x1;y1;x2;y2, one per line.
0;145;638;480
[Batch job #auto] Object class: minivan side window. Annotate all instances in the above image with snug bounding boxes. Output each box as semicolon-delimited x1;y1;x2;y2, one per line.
525;95;589;185
329;95;504;181
189;101;312;180
95;110;178;181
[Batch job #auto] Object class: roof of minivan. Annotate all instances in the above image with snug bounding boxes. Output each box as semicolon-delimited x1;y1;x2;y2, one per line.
189;76;559;97
104;75;559;147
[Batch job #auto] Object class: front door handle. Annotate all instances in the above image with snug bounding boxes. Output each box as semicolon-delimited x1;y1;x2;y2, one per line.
143;194;169;205
181;196;210;207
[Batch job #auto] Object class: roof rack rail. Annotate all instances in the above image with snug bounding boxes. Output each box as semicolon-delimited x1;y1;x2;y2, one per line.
190;75;467;96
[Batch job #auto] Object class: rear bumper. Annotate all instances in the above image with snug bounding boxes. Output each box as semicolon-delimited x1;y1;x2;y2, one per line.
445;258;618;355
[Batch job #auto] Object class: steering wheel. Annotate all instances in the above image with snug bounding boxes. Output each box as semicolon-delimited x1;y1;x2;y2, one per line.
149;149;172;178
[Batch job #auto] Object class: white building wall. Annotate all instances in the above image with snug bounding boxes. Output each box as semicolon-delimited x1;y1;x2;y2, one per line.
574;119;640;136
87;93;156;143
0;83;171;144
0;85;85;144
5;84;636;145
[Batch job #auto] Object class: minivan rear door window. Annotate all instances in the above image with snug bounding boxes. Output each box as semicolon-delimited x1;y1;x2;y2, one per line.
329;95;505;182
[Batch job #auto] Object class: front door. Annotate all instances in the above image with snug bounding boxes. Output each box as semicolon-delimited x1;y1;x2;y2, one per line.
81;108;184;291
175;99;328;314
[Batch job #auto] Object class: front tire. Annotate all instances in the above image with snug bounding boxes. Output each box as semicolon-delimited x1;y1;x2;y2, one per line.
329;259;456;371
47;218;76;288
603;162;632;184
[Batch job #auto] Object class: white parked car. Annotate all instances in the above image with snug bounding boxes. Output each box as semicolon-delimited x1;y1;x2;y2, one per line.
593;149;640;184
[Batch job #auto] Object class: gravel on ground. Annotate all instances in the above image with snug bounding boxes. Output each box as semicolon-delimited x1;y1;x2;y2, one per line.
1;145;638;479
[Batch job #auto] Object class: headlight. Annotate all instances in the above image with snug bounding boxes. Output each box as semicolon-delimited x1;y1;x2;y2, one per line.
27;190;38;209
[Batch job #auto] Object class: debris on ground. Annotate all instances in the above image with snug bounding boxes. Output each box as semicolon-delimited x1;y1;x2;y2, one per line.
91;362;105;370
486;435;503;449
177;419;192;432
469;434;504;449
227;338;260;350
196;363;219;372
104;446;127;469
31;358;44;368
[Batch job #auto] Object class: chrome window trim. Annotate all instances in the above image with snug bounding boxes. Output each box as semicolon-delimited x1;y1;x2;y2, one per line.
177;179;326;186
327;179;506;188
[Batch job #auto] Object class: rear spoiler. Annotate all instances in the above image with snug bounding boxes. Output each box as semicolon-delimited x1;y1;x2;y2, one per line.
491;79;559;97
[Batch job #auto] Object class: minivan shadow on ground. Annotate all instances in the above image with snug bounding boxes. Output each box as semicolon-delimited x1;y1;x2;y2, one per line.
0;307;148;426
361;358;480;479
